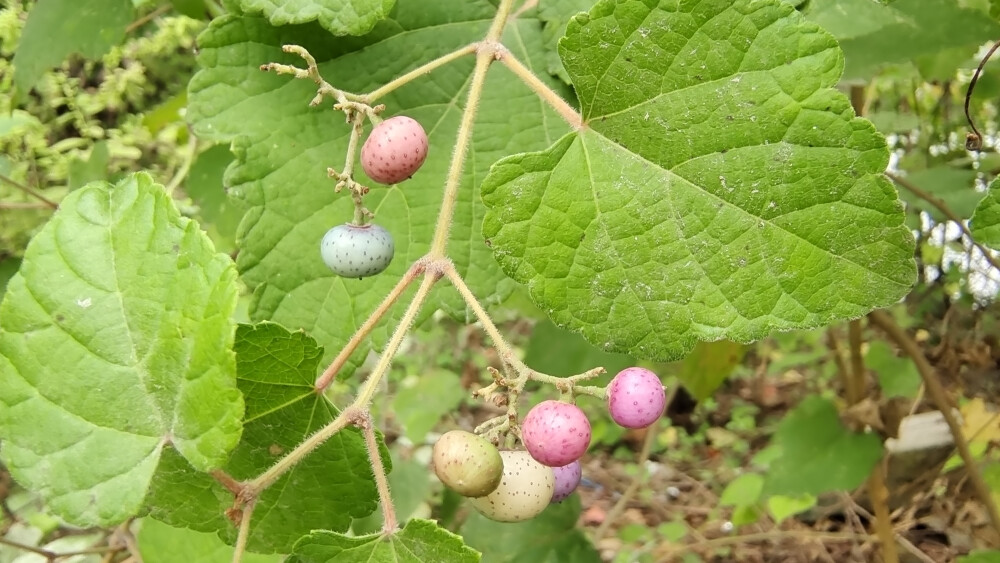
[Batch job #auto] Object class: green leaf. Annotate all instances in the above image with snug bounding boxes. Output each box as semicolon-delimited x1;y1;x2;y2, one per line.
897;167;981;223
144;322;387;553
186;145;242;254
68;142;110;191
351;456;431;535
289;519;480;563
0;258;20;304
866;340;921;398
831;0;1000;79
539;0;595;83
137;519;281;563
972;177;1000;250
12;0;134;95
523;319;634;378
236;0;395;35
802;0;906;41
763;396;883;496
958;550;1000;563
187;6;573;374
461;496;600;563
719;473;763;507
677;340;744;400
482;0;915;362
169;0;209;19
0;173;242;526
391;370;467;443
766;493;816;524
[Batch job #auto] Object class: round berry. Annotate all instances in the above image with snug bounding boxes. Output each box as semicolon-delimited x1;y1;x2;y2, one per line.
360;116;429;185
520;400;591;467
550;460;582;503
607;367;666;429
320;223;394;279
468;450;554;522
432;430;504;498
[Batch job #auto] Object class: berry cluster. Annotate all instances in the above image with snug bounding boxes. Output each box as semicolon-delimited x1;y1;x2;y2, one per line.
432;367;666;522
320;115;429;279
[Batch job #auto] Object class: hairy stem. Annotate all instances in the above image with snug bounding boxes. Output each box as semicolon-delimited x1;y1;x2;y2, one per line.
443;264;524;372
357;412;398;533
364;44;479;103
314;261;425;391
428;49;494;256
868;309;1000;536
354;273;438;406
231;500;256;563
846;320;899;563
0;173;57;209
497;49;584;129
246;409;353;496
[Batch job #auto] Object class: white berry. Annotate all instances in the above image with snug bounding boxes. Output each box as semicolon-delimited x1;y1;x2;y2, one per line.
468;450;554;523
361;116;429;185
320;223;394;279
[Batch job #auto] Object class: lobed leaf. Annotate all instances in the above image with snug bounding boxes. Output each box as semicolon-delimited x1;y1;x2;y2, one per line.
0;173;243;526
144;323;387;553
482;0;915;362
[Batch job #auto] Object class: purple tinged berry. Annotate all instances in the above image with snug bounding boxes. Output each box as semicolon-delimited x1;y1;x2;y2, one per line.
320;223;394;279
550;460;582;503
521;400;591;467
468;450;554;522
361;115;429;185
432;430;504;498
607;367;666;429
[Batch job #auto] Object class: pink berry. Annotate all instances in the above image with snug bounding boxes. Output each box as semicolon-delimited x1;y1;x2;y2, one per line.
520;400;591;467
607;367;666;429
550;460;582;503
360;115;429;185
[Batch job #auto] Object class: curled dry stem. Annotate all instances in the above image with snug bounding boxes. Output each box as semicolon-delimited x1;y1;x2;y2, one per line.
260;44;356;107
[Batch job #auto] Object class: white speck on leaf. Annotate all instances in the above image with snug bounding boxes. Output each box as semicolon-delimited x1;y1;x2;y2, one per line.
77;297;92;308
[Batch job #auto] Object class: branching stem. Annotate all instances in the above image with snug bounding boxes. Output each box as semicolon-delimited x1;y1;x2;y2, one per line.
314;260;425;391
231;499;256;563
868;309;1000;536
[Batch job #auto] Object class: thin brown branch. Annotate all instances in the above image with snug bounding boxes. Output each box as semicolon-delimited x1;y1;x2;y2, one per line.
847;320;899;563
125;4;171;34
0;201;52;209
887;172;1000;273
868;309;1000;536
0;174;58;209
664;530;873;557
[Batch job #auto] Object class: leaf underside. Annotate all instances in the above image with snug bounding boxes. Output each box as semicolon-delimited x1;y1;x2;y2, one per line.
289;519;480;563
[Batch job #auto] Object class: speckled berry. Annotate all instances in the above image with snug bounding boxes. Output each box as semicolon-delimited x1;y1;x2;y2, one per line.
468;450;555;522
432;430;504;498
320;223;394;279
521;400;591;467
360;115;429;185
550;460;582;503
607;367;666;429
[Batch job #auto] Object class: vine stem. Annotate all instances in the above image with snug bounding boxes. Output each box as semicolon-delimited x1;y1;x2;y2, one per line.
497;49;584;129
846;320;899;563
363;44;479;103
428;0;517;256
314;260;425;391
165;133;197;196
231;499;256;563
886;172;1000;273
0;173;57;209
357;412;397;533
867;309;1000;536
354;273;438;406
